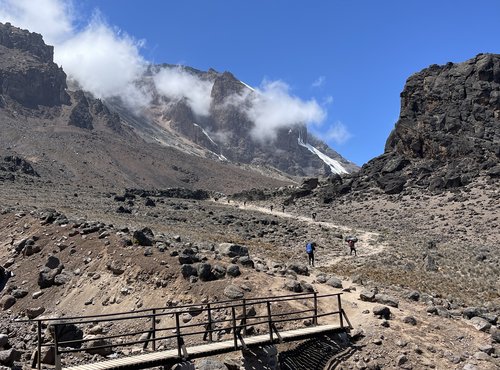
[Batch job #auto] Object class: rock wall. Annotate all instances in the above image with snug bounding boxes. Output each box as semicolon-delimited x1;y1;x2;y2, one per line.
319;54;500;199
0;22;69;107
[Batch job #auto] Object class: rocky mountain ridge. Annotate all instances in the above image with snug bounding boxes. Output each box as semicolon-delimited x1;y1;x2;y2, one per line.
0;22;295;193
117;64;359;177
316;53;499;200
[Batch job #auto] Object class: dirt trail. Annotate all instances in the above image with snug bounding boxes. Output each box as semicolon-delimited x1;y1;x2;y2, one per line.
225;201;388;267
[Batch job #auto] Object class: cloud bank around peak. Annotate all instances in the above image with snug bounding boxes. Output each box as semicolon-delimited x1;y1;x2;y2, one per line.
56;15;151;109
153;67;214;116
243;80;326;142
0;0;343;144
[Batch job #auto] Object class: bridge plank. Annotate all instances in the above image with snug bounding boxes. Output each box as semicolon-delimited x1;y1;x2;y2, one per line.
63;324;342;370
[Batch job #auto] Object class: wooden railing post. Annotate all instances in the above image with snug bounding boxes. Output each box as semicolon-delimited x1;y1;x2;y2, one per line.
54;323;61;370
175;312;182;358
242;298;247;336
337;294;344;329
37;320;42;370
207;303;213;342
231;306;237;350
266;301;273;342
313;292;318;326
151;309;156;351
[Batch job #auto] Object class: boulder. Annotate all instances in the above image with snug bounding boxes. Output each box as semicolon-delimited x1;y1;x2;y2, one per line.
316;274;328;284
106;261;125;275
491;327;500;343
26;306;46;319
224;285;244;299
47;323;83;348
181;264;197;279
218;243;249;257
196;358;227;370
374;294;399;308
226;264;241;277
212;265;226;280
0;334;8;349
359;290;376;302
45;255;61;269
133;227;154;246
11;289;28;299
284;279;302;293
326;277;343;289
0;295;15;310
402;316;417;326
373;305;391;320
287;263;309;276
469;317;491;332
0;348;22;366
238;256;254;268
82;335;113;356
198;263;214;281
300;281;315;293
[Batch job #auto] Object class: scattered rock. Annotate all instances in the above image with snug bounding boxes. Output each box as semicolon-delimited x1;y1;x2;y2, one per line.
224;285;244;299
372;305;391;320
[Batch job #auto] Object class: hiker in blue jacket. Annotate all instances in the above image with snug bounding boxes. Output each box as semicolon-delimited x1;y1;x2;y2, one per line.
306;242;316;267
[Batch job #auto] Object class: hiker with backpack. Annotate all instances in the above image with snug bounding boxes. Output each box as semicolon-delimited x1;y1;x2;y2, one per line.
306;242;316;267
345;236;358;256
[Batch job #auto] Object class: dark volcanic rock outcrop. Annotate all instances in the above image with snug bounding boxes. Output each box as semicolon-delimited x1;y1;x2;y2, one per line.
0;22;69;107
320;54;500;199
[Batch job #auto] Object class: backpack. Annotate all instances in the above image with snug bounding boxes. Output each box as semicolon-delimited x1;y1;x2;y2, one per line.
306;243;313;254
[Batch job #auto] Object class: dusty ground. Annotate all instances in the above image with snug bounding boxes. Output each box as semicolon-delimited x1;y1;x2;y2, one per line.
0;175;499;369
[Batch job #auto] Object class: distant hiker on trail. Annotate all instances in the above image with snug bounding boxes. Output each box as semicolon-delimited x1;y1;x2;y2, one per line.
311;212;317;221
306;242;316;267
345;236;358;256
282;205;285;213
270;205;274;212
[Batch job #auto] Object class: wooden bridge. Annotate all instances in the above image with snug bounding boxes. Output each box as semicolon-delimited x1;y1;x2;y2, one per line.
28;292;352;370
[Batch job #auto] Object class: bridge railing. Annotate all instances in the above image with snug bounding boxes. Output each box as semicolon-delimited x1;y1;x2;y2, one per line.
25;292;351;370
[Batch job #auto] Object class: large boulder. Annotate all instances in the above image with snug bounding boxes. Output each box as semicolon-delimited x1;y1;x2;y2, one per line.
287;263;309;276
133;227;154;246
226;264;241;277
0;295;15;310
374;294;399;308
224;285;244;299
218;243;249;257
0;348;22;367
326;277;343;289
197;263;215;281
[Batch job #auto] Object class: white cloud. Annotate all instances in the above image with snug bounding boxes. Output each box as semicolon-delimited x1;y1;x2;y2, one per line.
153;67;213;116
325;121;352;145
0;0;73;44
0;0;151;110
312;76;325;88
244;80;326;142
56;15;151;108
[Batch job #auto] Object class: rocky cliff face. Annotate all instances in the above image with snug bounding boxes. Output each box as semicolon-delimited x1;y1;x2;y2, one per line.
319;54;500;200
0;22;69;107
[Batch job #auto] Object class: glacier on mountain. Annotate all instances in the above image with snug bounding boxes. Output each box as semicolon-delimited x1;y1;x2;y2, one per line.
298;138;348;175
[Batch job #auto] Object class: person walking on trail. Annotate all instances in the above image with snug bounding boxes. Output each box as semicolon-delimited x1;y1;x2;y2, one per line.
270;205;274;212
311;212;317;221
346;236;358;256
306;242;316;267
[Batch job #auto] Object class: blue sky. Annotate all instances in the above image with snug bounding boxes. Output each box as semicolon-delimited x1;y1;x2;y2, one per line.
2;1;499;165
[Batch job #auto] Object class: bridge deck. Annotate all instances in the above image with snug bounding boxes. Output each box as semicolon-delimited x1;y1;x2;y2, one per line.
64;324;343;370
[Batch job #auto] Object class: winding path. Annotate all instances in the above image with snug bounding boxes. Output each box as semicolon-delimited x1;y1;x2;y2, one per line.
222;200;387;267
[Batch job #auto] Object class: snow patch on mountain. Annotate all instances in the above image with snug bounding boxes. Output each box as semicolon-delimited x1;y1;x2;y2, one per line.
298;138;348;174
194;123;227;161
240;81;255;92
